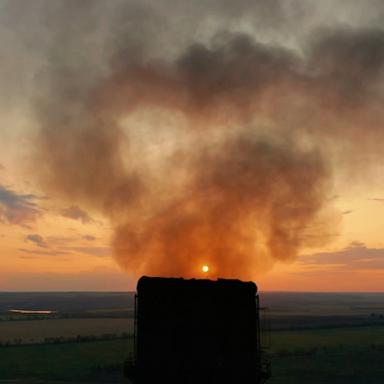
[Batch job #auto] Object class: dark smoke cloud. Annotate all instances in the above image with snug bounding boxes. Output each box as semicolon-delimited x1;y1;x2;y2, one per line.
20;1;384;278
307;28;384;107
113;134;330;278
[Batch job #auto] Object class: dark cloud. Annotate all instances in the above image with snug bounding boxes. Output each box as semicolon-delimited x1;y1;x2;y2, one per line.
309;28;384;98
26;234;47;248
32;2;384;278
3;1;383;278
0;185;41;225
174;34;298;109
287;28;383;121
301;242;384;270
114;134;330;277
61;206;94;224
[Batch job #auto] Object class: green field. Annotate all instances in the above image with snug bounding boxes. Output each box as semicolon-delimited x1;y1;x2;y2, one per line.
1;292;384;383
268;326;384;384
1;325;384;383
0;339;133;381
270;348;384;384
270;325;384;351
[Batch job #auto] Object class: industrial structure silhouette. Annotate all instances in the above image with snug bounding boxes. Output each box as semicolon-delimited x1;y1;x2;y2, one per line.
126;276;270;383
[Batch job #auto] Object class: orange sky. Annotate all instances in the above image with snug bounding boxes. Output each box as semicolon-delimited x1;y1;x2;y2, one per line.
1;153;383;291
1;1;384;291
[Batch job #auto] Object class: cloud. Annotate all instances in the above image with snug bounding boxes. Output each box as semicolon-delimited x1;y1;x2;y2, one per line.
0;267;134;291
83;235;96;241
66;246;111;257
46;236;75;246
6;1;384;278
26;234;47;248
369;198;384;203
61;205;94;224
19;248;69;257
0;185;41;225
21;234;109;258
301;242;384;270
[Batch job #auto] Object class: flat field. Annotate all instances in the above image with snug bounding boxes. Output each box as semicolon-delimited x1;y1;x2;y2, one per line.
268;326;384;384
1;325;383;383
270;325;384;350
0;318;134;344
0;292;384;383
0;339;133;381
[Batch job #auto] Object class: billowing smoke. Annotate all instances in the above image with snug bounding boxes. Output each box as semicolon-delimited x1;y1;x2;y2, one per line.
28;1;384;279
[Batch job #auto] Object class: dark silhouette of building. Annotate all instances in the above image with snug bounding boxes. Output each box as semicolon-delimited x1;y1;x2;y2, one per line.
128;276;269;384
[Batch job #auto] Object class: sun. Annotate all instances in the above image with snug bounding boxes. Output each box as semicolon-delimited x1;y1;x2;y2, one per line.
202;265;209;273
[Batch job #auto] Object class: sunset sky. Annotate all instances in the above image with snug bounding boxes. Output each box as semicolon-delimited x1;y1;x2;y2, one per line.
1;0;384;291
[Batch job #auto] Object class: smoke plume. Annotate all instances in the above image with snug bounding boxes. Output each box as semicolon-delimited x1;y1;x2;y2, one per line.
28;1;384;279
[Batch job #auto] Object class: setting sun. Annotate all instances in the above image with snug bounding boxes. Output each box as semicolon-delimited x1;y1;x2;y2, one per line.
202;265;209;273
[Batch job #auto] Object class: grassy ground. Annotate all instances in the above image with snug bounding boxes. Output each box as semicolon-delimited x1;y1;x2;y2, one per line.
270;325;384;351
1;326;383;382
269;349;384;384
1;292;384;383
0;339;133;381
268;326;384;384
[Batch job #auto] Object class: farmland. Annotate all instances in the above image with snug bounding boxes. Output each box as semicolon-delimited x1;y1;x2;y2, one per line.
0;339;133;381
0;318;134;344
0;292;384;383
1;324;384;383
268;326;384;384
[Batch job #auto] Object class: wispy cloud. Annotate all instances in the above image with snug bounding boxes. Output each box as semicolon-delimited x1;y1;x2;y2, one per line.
66;246;111;257
46;236;75;246
61;205;94;224
26;234;47;248
0;268;133;291
0;185;41;225
369;198;384;203
19;248;69;257
301;242;384;270
20;233;110;258
83;235;96;241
